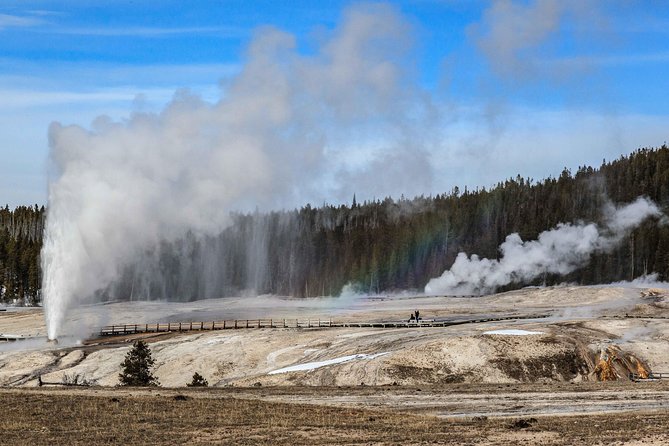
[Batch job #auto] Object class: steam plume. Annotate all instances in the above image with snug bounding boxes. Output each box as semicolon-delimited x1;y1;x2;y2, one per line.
424;197;663;296
470;0;601;80
42;4;435;340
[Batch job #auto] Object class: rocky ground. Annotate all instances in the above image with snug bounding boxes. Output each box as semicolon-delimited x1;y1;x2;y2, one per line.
2;285;669;388
1;285;668;430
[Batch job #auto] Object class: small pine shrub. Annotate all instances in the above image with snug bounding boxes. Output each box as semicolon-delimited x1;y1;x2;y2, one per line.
187;372;209;387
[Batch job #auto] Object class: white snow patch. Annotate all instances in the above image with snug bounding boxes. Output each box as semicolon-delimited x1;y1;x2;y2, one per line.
268;352;389;375
483;329;544;336
204;335;241;345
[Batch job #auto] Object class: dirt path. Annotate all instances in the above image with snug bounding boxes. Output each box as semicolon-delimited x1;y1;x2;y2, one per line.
231;384;669;418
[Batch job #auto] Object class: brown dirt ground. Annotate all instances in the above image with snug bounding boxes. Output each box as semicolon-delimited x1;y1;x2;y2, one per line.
0;386;667;446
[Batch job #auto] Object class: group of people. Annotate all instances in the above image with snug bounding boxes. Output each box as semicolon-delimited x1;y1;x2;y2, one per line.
408;309;420;323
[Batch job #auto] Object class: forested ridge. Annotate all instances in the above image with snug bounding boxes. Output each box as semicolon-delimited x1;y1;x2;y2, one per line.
201;145;669;298
3;146;669;304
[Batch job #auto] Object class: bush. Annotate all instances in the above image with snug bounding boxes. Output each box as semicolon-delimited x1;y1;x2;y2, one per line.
187;372;208;387
119;340;159;386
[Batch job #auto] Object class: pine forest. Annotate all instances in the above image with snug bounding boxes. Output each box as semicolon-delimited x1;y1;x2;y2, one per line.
3;146;669;304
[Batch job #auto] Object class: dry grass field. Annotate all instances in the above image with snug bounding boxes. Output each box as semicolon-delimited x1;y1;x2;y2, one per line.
0;387;667;445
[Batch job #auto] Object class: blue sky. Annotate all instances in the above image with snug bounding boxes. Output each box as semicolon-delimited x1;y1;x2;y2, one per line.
2;0;668;207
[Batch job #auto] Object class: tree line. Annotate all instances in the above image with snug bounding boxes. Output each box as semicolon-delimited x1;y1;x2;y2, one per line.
104;144;669;300
0;205;44;304
3;146;669;304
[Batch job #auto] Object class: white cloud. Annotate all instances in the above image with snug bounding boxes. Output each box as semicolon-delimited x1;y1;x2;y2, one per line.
0;88;159;108
0;13;43;29
547;52;669;70
0;60;239;91
41;25;245;38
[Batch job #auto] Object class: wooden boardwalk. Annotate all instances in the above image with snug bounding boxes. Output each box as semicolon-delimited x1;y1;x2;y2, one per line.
0;334;27;342
630;372;669;382
99;314;548;337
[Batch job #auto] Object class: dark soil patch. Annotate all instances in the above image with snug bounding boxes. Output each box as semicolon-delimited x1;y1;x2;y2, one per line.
389;364;465;384
492;350;587;381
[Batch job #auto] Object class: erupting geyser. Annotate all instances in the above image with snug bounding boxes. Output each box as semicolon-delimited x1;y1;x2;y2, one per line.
40;4;436;340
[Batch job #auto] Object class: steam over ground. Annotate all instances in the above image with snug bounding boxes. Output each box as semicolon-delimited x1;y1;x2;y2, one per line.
42;4;437;340
425;197;664;296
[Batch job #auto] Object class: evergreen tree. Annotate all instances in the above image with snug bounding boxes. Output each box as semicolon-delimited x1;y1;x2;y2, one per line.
187;372;208;387
119;340;159;386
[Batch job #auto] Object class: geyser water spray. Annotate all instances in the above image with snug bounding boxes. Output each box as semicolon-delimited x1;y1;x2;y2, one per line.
40;4;436;340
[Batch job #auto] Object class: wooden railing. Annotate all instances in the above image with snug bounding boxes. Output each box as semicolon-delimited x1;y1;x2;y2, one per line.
100;318;334;336
629;372;669;381
98;314;549;337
